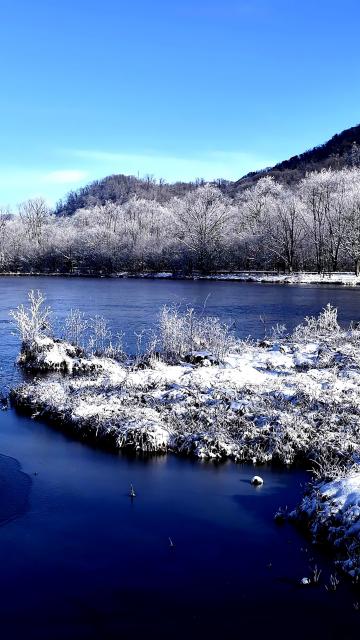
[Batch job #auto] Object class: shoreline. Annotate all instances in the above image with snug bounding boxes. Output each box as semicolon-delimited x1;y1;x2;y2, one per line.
1;270;360;287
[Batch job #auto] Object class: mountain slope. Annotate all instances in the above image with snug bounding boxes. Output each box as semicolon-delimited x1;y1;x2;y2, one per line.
234;123;360;190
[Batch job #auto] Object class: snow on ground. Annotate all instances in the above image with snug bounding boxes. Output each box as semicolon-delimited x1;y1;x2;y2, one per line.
2;271;360;286
202;271;360;286
11;326;360;466
18;337;101;374
121;270;360;285
126;270;360;285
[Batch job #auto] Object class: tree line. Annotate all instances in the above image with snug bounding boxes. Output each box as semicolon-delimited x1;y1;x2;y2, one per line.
2;167;360;275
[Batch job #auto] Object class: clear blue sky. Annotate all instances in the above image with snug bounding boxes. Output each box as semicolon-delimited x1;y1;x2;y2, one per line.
1;0;360;206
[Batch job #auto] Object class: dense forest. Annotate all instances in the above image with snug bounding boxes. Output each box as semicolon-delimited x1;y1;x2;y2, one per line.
2;125;360;276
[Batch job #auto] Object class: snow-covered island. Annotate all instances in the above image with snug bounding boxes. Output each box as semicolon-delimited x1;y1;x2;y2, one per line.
8;292;360;576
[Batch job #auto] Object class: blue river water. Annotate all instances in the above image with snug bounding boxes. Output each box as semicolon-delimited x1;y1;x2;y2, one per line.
0;277;359;639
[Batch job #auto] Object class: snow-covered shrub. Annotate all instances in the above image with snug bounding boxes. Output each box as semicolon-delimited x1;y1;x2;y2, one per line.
87;315;112;355
271;323;287;340
64;308;88;347
196;315;238;360
65;309;128;360
158;305;237;361
292;304;340;341
158;305;191;360
139;331;160;366
10;290;52;343
311;450;359;482
102;331;127;362
292;473;360;577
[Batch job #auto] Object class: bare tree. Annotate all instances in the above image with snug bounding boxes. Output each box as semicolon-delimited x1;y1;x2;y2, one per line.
300;171;331;273
342;169;360;275
262;190;306;272
18;197;50;245
172;184;233;273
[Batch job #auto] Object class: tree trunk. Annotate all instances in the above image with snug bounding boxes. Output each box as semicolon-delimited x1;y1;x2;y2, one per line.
355;258;360;277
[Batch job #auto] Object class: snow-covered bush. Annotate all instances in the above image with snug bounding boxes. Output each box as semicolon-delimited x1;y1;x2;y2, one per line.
271;323;287;340
291;474;360;577
158;305;237;361
102;331;127;362
10;290;52;343
311;450;359;482
292;304;340;341
87;315;112;355
64;308;88;347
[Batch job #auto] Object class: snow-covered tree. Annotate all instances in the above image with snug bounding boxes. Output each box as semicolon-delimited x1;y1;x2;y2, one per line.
172;184;233;272
262;189;306;272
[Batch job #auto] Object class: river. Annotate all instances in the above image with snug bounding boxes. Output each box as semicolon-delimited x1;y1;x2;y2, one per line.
0;277;359;639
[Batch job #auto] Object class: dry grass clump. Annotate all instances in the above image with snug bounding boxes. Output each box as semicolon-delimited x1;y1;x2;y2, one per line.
158;304;238;361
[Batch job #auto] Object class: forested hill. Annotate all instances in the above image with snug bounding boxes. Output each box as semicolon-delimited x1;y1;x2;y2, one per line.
234;123;360;190
55;123;360;215
55;174;227;216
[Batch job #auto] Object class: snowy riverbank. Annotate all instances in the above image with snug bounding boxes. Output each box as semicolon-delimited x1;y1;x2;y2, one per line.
1;270;360;286
203;271;360;286
291;475;360;577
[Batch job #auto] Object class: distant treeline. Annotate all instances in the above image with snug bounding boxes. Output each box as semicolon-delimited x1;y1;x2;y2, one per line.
2;166;360;276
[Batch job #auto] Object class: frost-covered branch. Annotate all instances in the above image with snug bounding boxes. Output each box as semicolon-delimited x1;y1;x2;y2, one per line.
10;290;52;343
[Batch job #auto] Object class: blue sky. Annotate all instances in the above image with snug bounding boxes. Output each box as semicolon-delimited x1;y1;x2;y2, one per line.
1;0;360;206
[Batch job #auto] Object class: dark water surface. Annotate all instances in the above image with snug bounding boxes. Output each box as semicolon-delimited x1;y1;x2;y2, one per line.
1;277;360;639
2;275;360;356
